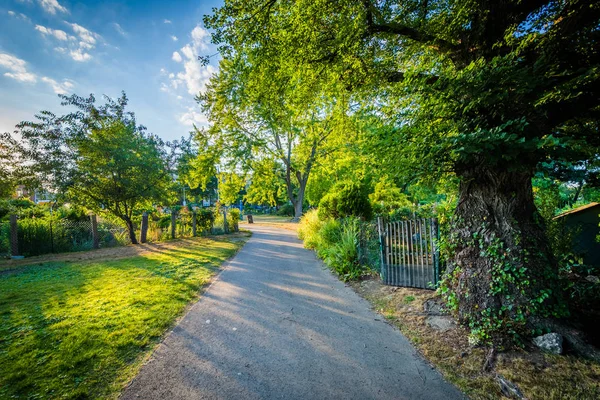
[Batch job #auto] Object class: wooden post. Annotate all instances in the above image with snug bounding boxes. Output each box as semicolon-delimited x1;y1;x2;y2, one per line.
223;210;229;234
247;214;253;224
192;211;197;237
9;214;19;257
171;211;176;239
140;212;149;243
90;214;100;249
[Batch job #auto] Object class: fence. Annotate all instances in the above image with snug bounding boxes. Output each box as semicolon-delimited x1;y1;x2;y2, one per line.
1;208;240;259
377;217;441;289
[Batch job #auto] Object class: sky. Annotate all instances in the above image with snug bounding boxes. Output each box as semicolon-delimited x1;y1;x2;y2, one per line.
0;0;221;142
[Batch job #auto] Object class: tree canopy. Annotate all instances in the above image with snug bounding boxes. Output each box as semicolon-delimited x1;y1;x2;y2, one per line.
203;0;600;343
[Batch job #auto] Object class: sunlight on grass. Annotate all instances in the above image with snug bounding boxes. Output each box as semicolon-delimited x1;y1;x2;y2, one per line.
0;236;247;399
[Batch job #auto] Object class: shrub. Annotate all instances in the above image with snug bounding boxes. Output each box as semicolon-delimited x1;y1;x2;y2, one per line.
324;218;363;281
299;211;366;281
315;219;341;259
196;208;215;234
276;204;295;217
297;209;323;249
318;181;373;220
227;208;240;232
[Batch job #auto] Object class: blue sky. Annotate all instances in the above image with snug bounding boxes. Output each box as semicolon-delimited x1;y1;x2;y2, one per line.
0;0;221;141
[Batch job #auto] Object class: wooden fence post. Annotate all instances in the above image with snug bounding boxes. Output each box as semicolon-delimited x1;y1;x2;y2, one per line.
171;211;177;239
140;212;149;243
223;210;229;234
90;214;100;249
9;214;19;258
192;211;197;237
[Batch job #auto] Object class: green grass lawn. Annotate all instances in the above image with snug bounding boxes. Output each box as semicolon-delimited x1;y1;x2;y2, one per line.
0;235;249;399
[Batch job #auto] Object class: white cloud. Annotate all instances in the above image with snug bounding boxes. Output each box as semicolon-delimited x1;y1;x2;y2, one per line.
69;49;91;62
171;35;178;42
68;23;99;46
7;10;31;22
38;0;68;15
42;76;74;94
164;19;172;24
0;53;37;83
165;24;216;97
178;107;208;126
160;83;169;93
113;23;127;37
35;25;69;41
61;22;102;62
180;44;194;60
177;95;183;100
159;68;167;75
191;26;210;51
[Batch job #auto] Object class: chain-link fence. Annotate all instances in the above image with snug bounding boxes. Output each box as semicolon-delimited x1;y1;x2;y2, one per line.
2;207;241;259
0;221;9;258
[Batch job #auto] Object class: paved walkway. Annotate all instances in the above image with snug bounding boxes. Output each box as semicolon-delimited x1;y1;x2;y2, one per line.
121;225;463;400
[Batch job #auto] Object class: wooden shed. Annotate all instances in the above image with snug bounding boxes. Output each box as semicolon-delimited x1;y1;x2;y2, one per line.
555;202;600;267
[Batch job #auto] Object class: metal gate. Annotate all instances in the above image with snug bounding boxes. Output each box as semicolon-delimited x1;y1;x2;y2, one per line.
377;217;441;289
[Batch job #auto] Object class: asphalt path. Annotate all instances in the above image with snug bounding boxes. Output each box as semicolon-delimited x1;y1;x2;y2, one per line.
120;224;463;400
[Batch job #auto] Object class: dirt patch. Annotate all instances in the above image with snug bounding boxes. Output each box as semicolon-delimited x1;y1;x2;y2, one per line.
0;232;251;274
349;275;600;400
240;221;298;232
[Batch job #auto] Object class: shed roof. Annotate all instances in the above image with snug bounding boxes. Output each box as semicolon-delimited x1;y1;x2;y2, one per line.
554;202;600;219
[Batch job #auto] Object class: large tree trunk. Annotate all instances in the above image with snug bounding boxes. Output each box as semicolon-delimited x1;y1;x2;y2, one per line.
293;189;304;219
123;216;138;245
443;166;565;344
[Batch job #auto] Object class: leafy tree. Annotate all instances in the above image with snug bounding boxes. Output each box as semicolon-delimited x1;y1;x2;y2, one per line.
72;119;171;243
197;56;345;219
0;139;15;198
245;158;287;207
9;93;172;243
205;0;600;343
218;172;245;207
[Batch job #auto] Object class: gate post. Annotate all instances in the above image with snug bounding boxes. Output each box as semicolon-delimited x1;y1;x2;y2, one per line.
223;210;229;234
377;217;385;279
192;211;197;237
90;214;100;249
9;214;19;258
140;212;149;243
171;211;177;239
432;218;440;284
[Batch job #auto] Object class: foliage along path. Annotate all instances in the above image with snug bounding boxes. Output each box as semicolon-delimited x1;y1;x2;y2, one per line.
121;224;463;399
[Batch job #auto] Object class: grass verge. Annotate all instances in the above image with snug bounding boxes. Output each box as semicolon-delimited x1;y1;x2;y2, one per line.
350;276;600;400
0;233;250;399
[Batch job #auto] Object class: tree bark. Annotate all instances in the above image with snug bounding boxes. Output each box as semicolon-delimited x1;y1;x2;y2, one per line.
444;166;564;343
123;216;138;245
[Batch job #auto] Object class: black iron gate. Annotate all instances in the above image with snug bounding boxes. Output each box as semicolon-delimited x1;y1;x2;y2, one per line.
377;217;441;289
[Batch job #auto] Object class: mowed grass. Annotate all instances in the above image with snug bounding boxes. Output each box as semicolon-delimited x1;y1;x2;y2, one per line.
0;235;249;399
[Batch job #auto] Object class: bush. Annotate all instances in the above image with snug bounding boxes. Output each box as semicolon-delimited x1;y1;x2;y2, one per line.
298;210;366;281
315;219;342;259
227;208;240;232
324;218;363;281
196;208;215;235
298;209;324;249
276;204;295;217
318;181;373;220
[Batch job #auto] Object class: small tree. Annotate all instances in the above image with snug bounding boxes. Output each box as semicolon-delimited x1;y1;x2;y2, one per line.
72;120;171;243
9;92;172;244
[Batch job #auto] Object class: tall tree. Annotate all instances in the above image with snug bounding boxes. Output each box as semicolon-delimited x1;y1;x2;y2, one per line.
204;0;600;343
9;93;173;243
198;57;344;218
